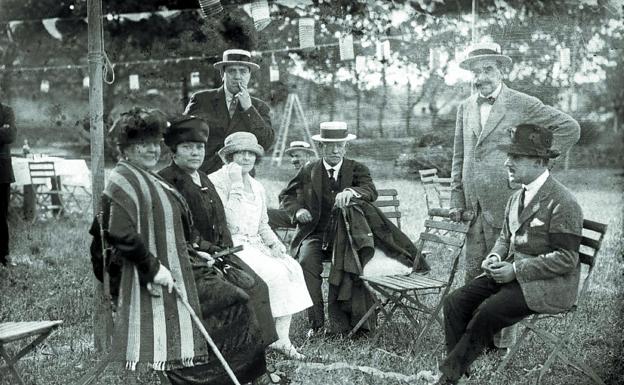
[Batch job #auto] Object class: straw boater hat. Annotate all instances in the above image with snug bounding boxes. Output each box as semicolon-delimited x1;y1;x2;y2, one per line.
498;124;560;159
284;140;315;156
311;122;356;142
459;42;512;70
218;132;264;162
213;49;260;71
163;116;209;150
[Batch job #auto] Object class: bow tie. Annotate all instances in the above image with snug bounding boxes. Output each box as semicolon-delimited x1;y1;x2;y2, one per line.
477;95;496;105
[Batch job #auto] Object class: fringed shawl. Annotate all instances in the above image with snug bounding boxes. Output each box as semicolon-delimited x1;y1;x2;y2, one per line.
104;160;208;371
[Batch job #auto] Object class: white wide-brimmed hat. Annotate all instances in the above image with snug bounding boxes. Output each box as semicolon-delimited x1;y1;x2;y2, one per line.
284;140;315;155
213;49;260;71
459;42;512;70
311;122;356;142
218;132;264;162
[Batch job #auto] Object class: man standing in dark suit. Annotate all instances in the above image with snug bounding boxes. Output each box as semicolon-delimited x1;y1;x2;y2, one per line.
433;124;584;385
184;49;274;175
0;102;16;266
279;122;377;336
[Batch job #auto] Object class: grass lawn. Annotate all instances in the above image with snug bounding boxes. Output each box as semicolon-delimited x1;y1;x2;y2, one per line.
1;166;623;385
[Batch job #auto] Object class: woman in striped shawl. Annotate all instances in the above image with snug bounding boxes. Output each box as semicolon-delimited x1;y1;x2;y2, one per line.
98;107;275;384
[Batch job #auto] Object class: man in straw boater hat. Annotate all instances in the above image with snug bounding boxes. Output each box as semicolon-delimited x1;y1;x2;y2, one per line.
449;41;580;348
268;140;317;230
184;48;274;175
431;124;583;385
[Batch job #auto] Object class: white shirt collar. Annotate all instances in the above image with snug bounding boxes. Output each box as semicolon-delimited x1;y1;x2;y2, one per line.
323;158;343;178
522;169;549;205
480;82;503;99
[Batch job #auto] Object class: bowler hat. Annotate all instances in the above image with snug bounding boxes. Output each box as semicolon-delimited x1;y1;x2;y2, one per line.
311;122;356;142
109;107;168;147
459;42;512;70
218;132;264;162
284;140;315;156
498;124;560;159
214;49;260;71
163;116;209;150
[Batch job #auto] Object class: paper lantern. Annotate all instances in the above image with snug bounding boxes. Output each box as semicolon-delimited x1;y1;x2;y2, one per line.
251;0;271;31
559;47;571;71
355;56;366;73
269;54;279;82
82;76;90;88
376;40;391;61
298;18;315;49
429;47;440;70
40;80;50;93
190;72;200;87
339;34;355;61
129;74;140;90
198;0;223;18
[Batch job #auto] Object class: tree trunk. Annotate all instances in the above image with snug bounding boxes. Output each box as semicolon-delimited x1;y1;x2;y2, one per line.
405;80;412;136
181;75;189;110
329;72;336;121
377;66;387;137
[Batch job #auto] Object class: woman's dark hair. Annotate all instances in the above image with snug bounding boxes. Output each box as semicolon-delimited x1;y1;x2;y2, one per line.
109;107;168;153
224;150;262;165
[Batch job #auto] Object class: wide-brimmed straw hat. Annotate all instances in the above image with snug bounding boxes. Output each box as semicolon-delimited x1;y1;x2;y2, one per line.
213;49;260;71
218;132;264;162
459;42;512;70
284;140;315;156
498;124;560;159
311;122;356;142
163;115;209;150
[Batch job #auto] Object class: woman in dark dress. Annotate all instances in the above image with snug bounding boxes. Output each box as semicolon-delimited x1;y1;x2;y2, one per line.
89;108;276;385
158;116;278;349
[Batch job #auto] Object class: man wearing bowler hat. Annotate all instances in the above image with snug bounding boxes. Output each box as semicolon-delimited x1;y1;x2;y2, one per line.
449;41;580;348
432;124;584;385
184;49;274;175
279;122;378;336
268;140;317;230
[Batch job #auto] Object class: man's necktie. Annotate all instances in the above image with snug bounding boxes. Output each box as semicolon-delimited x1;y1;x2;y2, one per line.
328;168;339;190
477;95;496;105
228;97;238;118
518;187;526;215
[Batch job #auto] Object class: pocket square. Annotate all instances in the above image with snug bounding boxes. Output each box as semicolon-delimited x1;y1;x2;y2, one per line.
530;218;545;227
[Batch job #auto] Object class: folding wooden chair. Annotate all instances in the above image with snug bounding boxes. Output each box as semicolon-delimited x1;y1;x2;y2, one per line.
348;208;472;343
0;320;63;385
432;176;452;209
28;161;65;220
374;188;402;229
418;168;439;211
494;219;608;385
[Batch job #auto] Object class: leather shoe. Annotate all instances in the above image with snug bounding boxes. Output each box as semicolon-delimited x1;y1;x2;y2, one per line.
0;256;16;267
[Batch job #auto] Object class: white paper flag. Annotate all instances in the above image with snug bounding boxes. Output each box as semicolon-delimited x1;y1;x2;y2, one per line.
40;80;50;93
190;72;200;87
339;34;355;61
129;74;140;90
251;0;271;31
299;18;315;49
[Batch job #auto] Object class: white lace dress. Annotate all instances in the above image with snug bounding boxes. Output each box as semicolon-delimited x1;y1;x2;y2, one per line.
209;167;312;318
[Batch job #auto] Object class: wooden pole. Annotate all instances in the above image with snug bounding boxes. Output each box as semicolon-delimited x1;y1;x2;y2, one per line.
471;0;479;43
88;0;109;351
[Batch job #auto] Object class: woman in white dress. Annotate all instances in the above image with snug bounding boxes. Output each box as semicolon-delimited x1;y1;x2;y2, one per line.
209;132;313;360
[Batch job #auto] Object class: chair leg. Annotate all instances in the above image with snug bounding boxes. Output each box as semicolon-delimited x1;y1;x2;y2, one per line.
536;340;606;385
496;320;532;374
0;345;27;385
74;352;115;385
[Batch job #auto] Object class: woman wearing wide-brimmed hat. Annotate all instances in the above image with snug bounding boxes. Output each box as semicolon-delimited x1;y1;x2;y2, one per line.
90;108;279;385
209;132;313;360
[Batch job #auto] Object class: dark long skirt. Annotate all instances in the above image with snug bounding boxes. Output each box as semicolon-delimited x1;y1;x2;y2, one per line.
166;264;266;385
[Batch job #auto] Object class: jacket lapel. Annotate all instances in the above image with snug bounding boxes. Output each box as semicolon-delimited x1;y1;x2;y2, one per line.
212;86;230;127
517;176;555;226
310;160;324;205
467;95;481;138
477;84;508;146
339;159;354;190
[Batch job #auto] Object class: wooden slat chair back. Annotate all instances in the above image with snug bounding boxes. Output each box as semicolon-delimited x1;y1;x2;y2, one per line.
373;188;401;229
418;168;439;210
494;219;608;385
348;208;472;344
433;176;452;209
0;320;63;385
28;161;65;220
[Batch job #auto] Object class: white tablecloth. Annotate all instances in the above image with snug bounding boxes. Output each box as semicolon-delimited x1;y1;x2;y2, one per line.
12;156;91;188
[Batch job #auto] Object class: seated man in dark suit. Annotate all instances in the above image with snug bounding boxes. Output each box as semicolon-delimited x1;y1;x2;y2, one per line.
280;122;378;336
268;140;316;230
433;124;584;385
184;49;274;175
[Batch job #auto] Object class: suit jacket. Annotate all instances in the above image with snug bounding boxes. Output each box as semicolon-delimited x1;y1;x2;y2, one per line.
450;84;580;228
0;103;16;183
184;86;274;175
490;175;583;314
279;158;378;256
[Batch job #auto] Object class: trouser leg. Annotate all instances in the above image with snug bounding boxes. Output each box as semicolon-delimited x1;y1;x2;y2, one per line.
441;278;534;381
297;238;326;329
0;183;9;260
